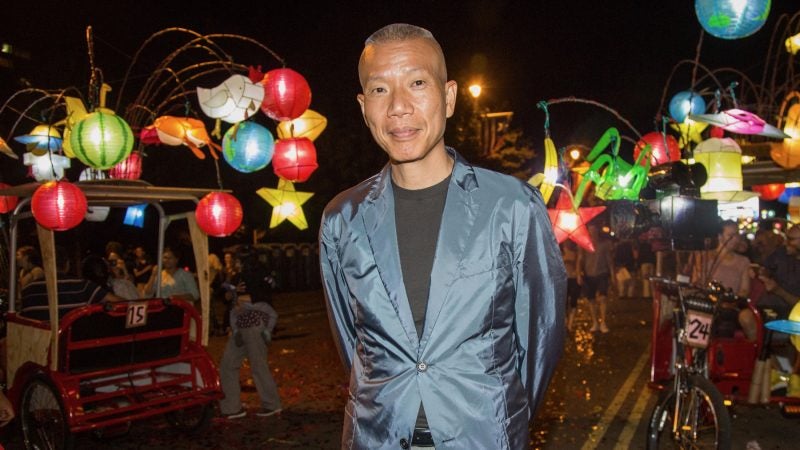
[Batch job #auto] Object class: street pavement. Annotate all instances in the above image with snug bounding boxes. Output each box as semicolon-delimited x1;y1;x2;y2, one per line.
2;288;800;449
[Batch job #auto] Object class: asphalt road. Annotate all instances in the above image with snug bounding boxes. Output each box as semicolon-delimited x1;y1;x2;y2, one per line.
2;288;799;449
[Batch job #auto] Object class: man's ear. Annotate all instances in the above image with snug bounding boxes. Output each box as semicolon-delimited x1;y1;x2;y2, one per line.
445;80;457;118
357;93;368;125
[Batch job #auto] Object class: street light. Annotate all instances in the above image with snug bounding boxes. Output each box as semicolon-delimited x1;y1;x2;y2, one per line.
468;84;482;99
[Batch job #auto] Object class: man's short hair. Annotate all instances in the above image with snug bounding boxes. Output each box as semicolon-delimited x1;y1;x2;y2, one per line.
359;23;447;84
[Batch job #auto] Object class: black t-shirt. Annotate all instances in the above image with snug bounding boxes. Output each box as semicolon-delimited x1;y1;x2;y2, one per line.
393;174;451;430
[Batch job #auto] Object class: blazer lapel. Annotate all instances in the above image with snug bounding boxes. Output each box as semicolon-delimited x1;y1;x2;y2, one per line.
362;165;419;349
420;150;480;352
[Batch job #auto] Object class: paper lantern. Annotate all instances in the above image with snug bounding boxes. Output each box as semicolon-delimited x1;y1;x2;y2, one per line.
693;138;757;203
790;197;800;223
14;124;62;156
547;189;606;252
197;74;265;124
31;181;87;231
689;108;788;139
195;192;243;237
778;185;800;204
751;184;785;201
256;179;314;230
276;109;328;141
123;204;147;228
23;152;71;181
786;33;800;55
669;91;706;123
70;110;134;169
78;168;107;181
0;183;19;213
222;122;275;173
0;137;18;159
109;151;143;180
527;136;559;203
260;68;312;121
695;0;770;40
150;116;220;160
634;132;681;167
272;137;318;182
670;119;709;148
771;98;800;169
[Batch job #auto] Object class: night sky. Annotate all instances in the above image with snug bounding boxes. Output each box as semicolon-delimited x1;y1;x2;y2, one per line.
1;0;798;241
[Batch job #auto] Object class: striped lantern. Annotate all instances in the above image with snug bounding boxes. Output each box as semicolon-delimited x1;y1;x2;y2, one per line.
69;110;134;169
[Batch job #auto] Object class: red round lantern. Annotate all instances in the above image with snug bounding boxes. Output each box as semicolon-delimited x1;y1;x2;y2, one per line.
195;192;243;237
109;151;143;180
634;132;681;167
751;183;786;201
272;137;319;182
0;183;19;214
31;181;87;231
260;68;312;121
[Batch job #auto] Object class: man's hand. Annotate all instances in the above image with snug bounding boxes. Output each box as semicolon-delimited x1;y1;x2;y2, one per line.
0;391;15;427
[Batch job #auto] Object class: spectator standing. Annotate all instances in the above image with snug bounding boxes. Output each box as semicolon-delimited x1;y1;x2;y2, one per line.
218;249;281;419
143;248;199;303
578;224;615;333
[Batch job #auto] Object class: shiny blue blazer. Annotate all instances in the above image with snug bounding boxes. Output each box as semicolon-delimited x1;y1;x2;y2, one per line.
320;149;566;449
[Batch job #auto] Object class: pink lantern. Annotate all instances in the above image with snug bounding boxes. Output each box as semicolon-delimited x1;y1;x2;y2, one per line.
0;182;18;213
272;137;319;182
260;68;312;121
195;192;243;237
633;132;680;167
109;151;143;180
751;183;785;201
31;181;87;231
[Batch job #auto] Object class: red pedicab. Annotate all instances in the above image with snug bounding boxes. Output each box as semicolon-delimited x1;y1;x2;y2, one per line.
1;180;223;449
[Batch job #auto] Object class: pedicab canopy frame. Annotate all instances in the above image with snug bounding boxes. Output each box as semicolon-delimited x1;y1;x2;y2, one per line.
2;179;221;380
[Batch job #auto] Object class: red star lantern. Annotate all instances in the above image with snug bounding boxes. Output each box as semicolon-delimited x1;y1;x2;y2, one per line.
547;189;605;252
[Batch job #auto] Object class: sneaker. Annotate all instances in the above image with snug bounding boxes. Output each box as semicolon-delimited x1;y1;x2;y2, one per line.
589;322;599;333
255;408;282;417
222;409;247;419
600;323;610;334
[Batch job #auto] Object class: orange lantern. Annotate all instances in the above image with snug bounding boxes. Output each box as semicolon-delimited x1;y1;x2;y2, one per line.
771;92;800;169
31;181;87;231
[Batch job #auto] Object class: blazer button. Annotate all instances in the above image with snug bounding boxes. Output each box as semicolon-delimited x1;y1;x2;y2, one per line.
399;437;410;449
417;361;428;372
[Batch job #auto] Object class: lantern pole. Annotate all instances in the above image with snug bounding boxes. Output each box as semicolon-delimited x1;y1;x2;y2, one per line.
544;97;643;141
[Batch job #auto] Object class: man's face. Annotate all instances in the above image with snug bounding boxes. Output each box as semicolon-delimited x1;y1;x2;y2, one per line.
357;38;457;165
719;225;739;252
162;251;178;269
786;228;800;255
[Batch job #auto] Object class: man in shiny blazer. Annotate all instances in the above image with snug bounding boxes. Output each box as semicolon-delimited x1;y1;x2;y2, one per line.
320;23;566;449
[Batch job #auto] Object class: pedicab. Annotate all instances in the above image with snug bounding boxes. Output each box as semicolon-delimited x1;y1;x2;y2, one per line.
1;180;223;449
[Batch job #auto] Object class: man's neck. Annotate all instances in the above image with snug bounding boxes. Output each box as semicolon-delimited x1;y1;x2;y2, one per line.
391;148;453;190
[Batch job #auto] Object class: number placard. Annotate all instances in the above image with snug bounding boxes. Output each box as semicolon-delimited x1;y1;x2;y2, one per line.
684;311;713;348
125;302;148;328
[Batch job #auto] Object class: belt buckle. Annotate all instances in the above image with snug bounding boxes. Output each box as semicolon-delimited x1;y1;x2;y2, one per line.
411;428;434;447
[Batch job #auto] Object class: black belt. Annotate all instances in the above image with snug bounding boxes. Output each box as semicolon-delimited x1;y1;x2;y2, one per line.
411;428;434;447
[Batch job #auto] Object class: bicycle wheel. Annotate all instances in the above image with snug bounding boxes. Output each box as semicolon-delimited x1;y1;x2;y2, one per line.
646;375;731;449
20;376;74;450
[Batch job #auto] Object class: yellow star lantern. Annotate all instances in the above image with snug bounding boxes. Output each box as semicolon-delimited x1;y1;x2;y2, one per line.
256;179;314;230
670;119;708;148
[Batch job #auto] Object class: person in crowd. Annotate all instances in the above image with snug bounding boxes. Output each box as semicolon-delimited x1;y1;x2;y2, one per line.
143;247;199;303
613;238;637;299
20;249;123;320
0;391;14;427
637;234;657;298
750;228;785;266
16;245;44;290
562;240;580;332
105;253;141;300
752;224;800;396
132;246;154;296
218;248;281;419
578;224;615;333
319;23;565;448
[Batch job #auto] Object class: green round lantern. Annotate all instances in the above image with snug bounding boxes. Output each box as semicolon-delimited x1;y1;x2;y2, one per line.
69;110;134;169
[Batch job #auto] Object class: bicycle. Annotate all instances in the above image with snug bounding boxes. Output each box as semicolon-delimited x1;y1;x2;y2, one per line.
646;277;734;449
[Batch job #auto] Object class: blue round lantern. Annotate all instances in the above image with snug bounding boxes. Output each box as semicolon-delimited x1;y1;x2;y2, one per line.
669;90;707;123
222;122;275;173
695;0;770;40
